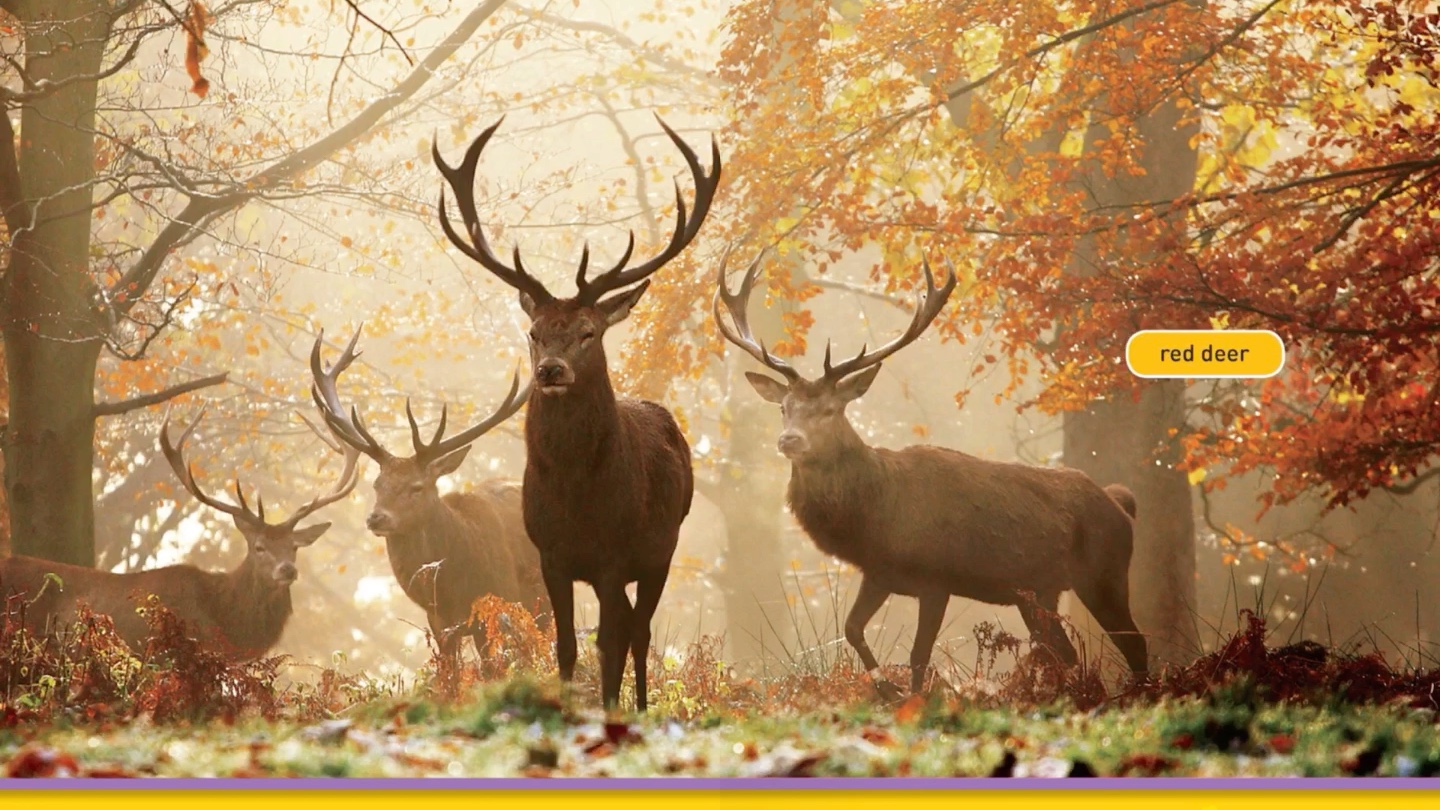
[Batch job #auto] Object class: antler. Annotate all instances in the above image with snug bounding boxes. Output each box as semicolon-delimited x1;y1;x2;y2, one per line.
309;326;392;461
160;407;266;527
432;117;555;306
310;324;531;466
401;368;530;465
433;115;722;306
712;246;801;382
572;116;722;305
283;414;364;530
820;257;959;382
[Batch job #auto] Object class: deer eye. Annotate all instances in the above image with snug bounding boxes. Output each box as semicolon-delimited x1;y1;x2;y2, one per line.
580;330;596;345
528;329;539;342
409;483;426;495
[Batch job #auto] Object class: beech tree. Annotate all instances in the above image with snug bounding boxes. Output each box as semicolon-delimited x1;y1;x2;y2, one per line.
616;0;1438;666
0;0;508;565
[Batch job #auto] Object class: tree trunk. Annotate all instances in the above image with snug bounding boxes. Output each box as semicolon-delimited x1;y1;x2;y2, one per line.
1062;96;1201;669
713;390;791;666
3;0;110;566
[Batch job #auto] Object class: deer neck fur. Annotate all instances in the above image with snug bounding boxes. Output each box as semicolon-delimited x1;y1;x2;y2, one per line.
786;422;886;565
384;501;473;606
525;356;620;471
211;555;293;657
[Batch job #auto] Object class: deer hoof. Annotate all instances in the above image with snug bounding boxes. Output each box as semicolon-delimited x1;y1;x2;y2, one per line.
873;679;905;703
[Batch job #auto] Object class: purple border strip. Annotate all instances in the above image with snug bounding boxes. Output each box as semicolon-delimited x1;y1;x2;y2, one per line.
0;777;1437;789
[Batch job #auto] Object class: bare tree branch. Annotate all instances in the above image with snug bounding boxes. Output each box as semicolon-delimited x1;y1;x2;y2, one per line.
93;371;229;417
809;276;910;312
945;0;1188;103
109;0;511;317
0;20;158;103
343;0;415;65
518;8;721;88
1383;467;1440;497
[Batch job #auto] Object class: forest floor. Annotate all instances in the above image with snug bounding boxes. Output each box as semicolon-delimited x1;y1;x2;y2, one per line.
5;601;1440;779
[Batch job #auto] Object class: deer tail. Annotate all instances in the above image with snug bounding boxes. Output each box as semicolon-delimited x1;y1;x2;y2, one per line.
1103;483;1137;519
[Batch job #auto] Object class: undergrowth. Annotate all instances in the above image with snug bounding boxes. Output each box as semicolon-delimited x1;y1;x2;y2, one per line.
8;583;1440;741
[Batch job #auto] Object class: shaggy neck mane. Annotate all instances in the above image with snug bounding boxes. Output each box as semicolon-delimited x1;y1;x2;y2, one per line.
525;355;620;470
791;433;885;502
386;500;497;600
787;422;886;558
214;555;293;656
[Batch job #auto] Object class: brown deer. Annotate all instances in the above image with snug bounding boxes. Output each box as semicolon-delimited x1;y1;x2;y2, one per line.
0;410;359;660
432;115;718;710
714;251;1148;695
308;326;547;664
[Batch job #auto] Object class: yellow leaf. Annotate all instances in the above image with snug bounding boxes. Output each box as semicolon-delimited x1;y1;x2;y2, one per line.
1187;467;1207;485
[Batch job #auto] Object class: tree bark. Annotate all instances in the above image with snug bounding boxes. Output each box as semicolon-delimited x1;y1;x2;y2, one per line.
1063;96;1202;669
712;372;791;666
1;0;506;566
4;0;111;565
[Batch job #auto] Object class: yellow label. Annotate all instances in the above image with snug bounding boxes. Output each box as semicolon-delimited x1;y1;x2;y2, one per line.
1126;330;1285;379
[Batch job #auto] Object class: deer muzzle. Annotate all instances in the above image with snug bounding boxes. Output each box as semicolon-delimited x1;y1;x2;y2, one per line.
366;509;396;535
273;561;298;586
535;358;576;393
777;430;809;458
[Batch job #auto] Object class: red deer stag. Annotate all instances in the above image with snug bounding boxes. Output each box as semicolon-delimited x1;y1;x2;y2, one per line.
432;116;718;710
309;326;546;665
0;410;359;660
714;251;1148;694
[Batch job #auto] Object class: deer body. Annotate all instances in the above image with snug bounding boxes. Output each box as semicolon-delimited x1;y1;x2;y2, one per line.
432;115;717;710
717;253;1147;695
787;442;1138;609
310;329;547;664
0;411;357;661
381;485;544;647
523;390;692;583
0;554;293;659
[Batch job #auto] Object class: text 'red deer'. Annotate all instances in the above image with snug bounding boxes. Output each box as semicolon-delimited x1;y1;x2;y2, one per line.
433;116;719;710
0;410;358;660
715;251;1148;694
309;326;546;664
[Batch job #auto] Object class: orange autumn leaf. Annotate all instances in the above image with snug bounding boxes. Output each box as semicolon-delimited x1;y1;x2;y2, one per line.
183;1;211;98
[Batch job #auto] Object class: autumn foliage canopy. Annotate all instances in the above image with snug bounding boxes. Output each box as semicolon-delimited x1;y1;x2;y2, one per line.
618;0;1439;514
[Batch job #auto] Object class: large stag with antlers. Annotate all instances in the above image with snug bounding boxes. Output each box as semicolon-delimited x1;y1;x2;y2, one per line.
715;252;1148;694
432;116;718;710
0;411;359;659
309;326;546;664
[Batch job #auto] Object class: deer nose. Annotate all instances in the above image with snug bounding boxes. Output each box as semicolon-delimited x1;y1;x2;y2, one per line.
536;360;570;385
777;431;808;457
274;562;298;584
366;511;392;533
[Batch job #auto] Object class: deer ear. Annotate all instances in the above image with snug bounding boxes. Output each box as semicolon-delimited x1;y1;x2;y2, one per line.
836;364;882;401
744;372;789;404
519;290;538;318
291;522;331;547
428;445;472;479
597;280;651;326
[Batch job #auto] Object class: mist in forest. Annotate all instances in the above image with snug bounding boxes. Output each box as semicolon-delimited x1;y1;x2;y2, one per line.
3;0;1436;693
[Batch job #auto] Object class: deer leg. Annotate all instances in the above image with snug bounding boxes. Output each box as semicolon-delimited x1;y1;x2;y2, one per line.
844;576;891;672
541;562;577;681
595;580;634;710
909;592;948;693
1074;578;1149;676
628;568;668;714
1016;591;1078;667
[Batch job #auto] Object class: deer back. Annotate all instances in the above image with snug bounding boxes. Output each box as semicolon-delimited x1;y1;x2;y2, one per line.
0;554;291;660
